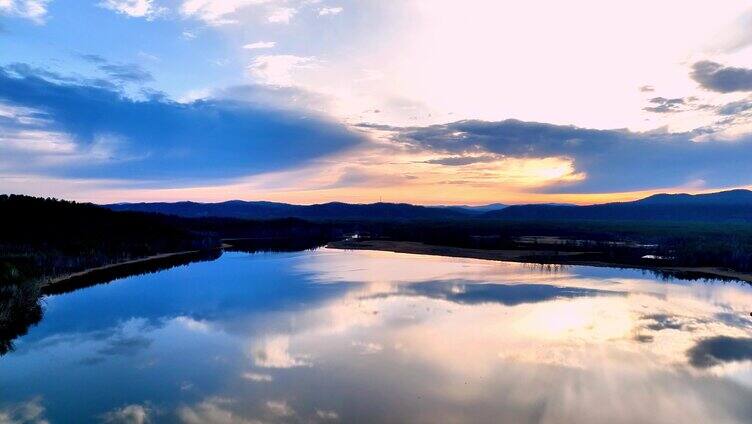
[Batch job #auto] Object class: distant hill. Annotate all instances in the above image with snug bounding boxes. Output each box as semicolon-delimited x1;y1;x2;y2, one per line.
105;190;752;222
106;200;470;221
485;189;752;222
431;203;508;214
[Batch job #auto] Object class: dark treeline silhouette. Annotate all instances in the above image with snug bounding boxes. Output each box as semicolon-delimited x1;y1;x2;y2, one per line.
362;219;752;272
224;237;330;254
0;194;218;286
0;196;345;287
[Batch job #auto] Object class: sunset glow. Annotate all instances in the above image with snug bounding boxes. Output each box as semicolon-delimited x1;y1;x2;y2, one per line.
2;1;752;204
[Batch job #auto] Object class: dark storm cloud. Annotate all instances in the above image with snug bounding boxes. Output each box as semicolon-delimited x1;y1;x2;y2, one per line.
691;61;752;93
686;336;752;368
0;64;365;182
360;119;752;192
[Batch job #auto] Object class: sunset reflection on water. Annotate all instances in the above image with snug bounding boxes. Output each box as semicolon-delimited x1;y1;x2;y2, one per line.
1;249;751;423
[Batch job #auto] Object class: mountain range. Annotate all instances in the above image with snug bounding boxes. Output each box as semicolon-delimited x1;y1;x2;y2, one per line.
105;189;752;222
487;189;752;222
106;200;474;220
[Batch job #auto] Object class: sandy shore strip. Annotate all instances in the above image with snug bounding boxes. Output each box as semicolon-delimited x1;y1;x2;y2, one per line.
327;239;752;283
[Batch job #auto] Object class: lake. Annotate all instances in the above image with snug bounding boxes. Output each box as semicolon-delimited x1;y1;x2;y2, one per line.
2;248;752;423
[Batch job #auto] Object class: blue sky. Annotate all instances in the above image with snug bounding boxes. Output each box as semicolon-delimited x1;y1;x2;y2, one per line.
2;1;752;204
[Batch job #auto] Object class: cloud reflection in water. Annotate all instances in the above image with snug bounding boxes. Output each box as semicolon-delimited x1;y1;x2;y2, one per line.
1;249;751;423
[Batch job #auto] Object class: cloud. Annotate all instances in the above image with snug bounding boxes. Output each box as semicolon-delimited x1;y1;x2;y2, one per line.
640;314;688;331
242;372;273;382
0;0;49;24
718;98;752;116
179;0;263;25
78;54;154;84
79;54;107;64
0;64;363;184
638;85;655;93
352;340;383;355
316;409;339;420
686;336;752;368
0;397;48;424
101;404;151;424
213;82;331;112
177;397;260;424
267;7;295;23
717;9;752;53
265;400;294;417
318;6;342;16
691;61;752;93
97;334;152;356
323;167;415;189
380;281;621;307
98;64;154;83
253;335;310;368
363;119;752;192
243;41;275;50
99;0;166;20
643;97;688;114
247;55;317;86
424;154;499;166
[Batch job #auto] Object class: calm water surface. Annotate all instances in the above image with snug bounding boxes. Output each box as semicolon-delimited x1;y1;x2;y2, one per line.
2;248;752;423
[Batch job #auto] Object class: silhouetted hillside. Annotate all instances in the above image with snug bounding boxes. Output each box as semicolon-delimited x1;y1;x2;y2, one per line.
108;190;752;222
106;200;469;220
486;190;752;222
634;189;752;205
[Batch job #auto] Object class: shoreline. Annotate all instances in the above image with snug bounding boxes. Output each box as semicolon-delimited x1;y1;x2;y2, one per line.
327;239;752;283
36;237;317;292
33;239;752;291
40;249;204;289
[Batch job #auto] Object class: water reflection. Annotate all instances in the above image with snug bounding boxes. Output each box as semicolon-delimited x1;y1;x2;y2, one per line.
1;248;752;423
371;280;624;306
0;282;42;355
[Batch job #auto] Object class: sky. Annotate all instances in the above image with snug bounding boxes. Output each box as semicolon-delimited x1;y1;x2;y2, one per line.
1;0;752;205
